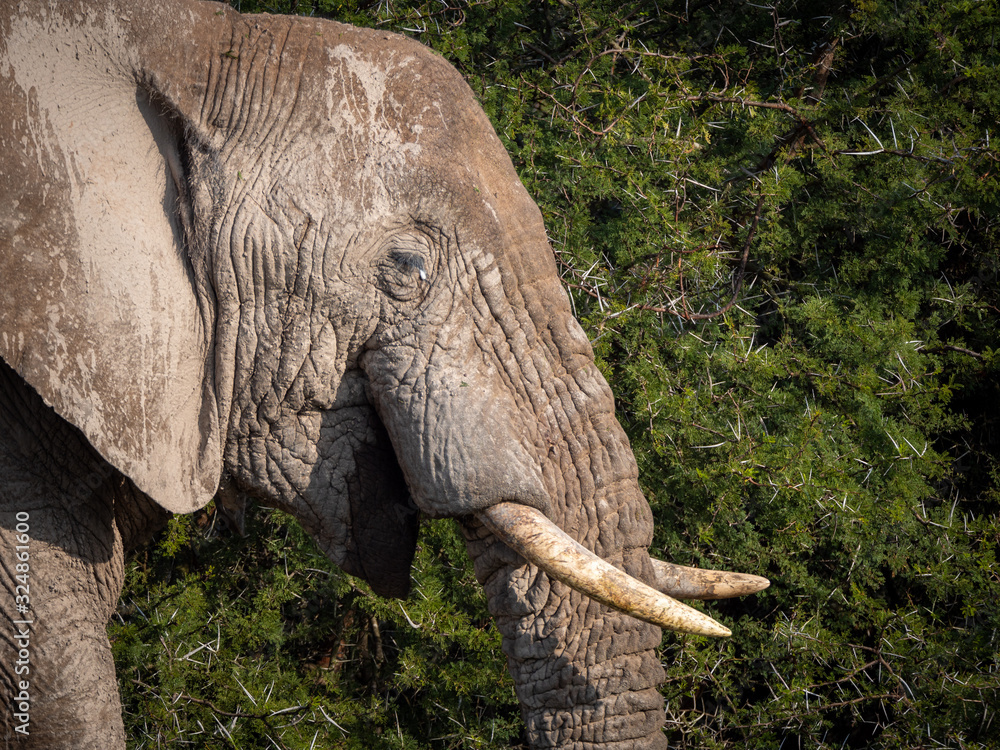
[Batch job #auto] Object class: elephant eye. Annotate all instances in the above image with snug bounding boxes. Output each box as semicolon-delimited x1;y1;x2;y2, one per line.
390;250;428;281
380;249;432;303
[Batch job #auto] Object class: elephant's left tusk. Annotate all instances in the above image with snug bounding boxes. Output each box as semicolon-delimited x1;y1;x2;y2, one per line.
476;502;732;638
650;560;770;601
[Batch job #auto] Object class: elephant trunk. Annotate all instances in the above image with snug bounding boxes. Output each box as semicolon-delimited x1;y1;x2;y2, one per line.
461;513;669;747
456;354;677;749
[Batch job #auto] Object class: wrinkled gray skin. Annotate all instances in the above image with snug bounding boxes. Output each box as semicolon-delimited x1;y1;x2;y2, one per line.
0;1;670;747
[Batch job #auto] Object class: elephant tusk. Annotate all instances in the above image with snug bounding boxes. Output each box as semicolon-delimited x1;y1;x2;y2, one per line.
476;502;732;638
650;559;770;601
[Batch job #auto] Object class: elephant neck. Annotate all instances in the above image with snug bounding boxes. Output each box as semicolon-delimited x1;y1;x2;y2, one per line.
0;358;106;500
0;359;169;550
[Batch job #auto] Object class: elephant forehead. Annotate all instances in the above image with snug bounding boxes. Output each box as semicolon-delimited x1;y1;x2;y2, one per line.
313;33;510;225
321;43;423;193
323;43;424;143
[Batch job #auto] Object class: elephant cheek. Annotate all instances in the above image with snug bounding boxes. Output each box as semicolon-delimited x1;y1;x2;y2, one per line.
233;401;419;599
301;408;419;599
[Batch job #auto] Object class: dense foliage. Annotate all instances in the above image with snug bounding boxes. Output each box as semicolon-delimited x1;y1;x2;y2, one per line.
113;1;1000;747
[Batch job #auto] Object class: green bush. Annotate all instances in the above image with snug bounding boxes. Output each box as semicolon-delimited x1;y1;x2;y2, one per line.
115;1;1000;747
115;507;520;748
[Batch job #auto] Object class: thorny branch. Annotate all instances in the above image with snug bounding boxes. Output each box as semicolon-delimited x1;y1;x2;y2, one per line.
557;33;840;322
131;678;308;747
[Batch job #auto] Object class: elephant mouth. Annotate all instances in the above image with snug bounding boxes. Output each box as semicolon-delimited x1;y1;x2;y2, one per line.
477;502;769;637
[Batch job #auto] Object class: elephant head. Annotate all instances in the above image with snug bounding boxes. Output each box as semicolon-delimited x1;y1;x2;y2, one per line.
0;1;767;746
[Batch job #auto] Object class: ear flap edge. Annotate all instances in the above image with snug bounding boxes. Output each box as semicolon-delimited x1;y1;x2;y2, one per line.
0;70;222;513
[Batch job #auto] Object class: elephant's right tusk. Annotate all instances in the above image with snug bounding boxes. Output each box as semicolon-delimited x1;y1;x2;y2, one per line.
650;560;770;600
476;502;732;638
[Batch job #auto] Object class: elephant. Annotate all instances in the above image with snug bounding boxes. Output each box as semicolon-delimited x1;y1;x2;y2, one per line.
0;1;769;747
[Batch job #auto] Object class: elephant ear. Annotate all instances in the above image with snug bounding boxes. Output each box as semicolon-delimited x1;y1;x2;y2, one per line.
0;66;222;512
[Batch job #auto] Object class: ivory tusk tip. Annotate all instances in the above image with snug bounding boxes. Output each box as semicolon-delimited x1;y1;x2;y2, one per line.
685;619;731;638
651;560;772;601
638;597;733;638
